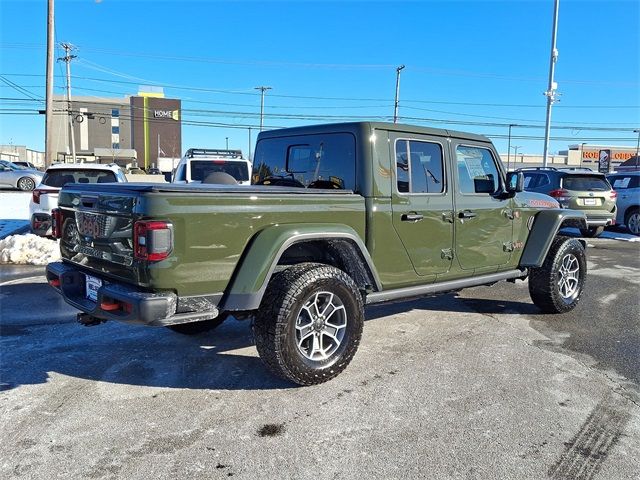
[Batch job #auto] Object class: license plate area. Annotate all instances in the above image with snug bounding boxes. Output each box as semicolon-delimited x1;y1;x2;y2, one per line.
583;198;597;206
85;274;102;302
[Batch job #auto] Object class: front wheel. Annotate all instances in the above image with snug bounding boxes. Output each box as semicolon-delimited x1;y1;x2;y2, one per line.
528;236;587;313
17;177;35;191
253;263;364;386
625;208;640;236
579;226;604;238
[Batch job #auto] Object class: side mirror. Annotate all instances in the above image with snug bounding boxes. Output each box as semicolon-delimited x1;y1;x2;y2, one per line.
474;177;495;194
506;171;524;193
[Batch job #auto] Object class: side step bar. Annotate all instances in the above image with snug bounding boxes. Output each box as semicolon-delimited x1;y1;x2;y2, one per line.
365;269;528;305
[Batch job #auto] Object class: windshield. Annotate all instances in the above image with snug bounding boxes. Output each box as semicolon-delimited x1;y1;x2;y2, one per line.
252;132;356;189
189;160;250;182
0;160;23;170
562;175;610;191
42;169;117;188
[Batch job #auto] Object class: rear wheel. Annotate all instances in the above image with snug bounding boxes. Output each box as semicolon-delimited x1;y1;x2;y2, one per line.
253;263;364;386
17;177;35;191
625;208;640;236
579;226;604;238
528;236;586;313
166;315;227;335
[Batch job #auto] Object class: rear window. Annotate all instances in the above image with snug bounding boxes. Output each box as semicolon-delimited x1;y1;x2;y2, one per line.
562;175;610;191
42;169;117;187
253;132;356;190
189;160;250;182
608;175;639;189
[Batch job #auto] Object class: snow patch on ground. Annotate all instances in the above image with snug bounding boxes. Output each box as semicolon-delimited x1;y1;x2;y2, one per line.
0;234;60;265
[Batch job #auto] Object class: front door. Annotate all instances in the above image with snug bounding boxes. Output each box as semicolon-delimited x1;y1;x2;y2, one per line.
390;133;454;276
452;142;513;271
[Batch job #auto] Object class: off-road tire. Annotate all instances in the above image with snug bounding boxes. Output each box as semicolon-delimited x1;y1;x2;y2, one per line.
167;315;226;335
624;208;640;236
579;226;604;238
17;176;35;191
253;262;364;386
528;236;586;313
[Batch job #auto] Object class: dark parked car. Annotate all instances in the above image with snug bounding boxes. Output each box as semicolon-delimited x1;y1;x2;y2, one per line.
520;167;617;237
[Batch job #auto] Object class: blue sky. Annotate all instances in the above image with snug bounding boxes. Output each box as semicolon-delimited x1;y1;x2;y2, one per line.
1;0;638;158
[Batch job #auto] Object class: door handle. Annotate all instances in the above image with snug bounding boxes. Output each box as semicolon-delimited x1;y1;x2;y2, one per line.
458;210;477;219
401;213;424;222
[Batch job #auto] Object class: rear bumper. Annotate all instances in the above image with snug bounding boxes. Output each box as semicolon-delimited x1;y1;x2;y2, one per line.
585;212;616;227
46;262;220;326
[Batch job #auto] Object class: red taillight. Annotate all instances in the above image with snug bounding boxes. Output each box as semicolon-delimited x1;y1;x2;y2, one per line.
51;208;63;238
610;190;617;200
49;278;60;288
548;189;569;198
134;220;173;261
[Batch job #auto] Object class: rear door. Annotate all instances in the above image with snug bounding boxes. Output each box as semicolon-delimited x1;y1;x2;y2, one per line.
452;141;513;271
390;132;454;276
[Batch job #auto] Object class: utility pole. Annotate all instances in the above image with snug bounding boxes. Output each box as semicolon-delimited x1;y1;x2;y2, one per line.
255;86;271;132
542;0;560;168
248;127;252;161
225;137;229;150
393;65;405;124
45;0;55;167
507;124;519;171
58;42;77;163
634;130;640;167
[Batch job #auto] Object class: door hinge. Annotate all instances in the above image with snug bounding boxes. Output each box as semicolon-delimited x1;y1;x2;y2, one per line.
503;242;515;252
503;208;515;220
441;248;454;260
442;211;454;223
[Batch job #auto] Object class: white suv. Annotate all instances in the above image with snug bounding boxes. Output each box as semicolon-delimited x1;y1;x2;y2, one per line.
30;163;127;236
172;148;252;185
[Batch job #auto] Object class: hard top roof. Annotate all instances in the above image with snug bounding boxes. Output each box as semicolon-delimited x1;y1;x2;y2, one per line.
47;162;121;171
256;121;491;143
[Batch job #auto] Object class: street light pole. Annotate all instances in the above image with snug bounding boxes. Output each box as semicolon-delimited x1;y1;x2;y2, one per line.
58;42;77;163
248;127;252;161
634;129;640;167
255;86;271;132
511;146;522;168
393;65;405;124
225;137;229;150
507;124;518;171
542;0;560;168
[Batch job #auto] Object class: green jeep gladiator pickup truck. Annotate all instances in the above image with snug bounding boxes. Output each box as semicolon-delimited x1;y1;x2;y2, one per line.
47;122;588;385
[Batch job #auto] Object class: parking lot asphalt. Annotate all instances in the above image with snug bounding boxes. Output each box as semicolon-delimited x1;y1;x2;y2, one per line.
1;236;638;479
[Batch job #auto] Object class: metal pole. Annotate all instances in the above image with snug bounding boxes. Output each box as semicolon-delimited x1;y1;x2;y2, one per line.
255;86;271;132
511;146;521;168
507;124;512;171
634;130;640;167
45;0;55;168
393;65;405;124
542;0;560;168
59;43;77;163
225;137;229;150
248;127;252;161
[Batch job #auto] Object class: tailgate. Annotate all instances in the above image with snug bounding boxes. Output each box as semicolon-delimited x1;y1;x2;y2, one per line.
58;186;141;284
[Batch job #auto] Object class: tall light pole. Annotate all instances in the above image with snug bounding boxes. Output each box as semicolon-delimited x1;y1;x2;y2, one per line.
45;0;55;167
542;0;560;168
225;137;229;150
255;86;271;132
507;124;519;171
393;65;405;124
634;129;640;167
248;127;252;161
511;146;522;168
58;42;77;163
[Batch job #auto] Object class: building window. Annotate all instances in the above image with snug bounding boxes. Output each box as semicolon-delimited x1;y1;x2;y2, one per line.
112;126;120;134
112;143;120;149
111;109;119;118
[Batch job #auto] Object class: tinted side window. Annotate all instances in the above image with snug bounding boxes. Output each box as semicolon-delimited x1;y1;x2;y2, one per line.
609;175;640;189
253;133;356;190
173;164;186;182
395;140;444;193
456;146;500;194
523;173;551;189
190;161;249;182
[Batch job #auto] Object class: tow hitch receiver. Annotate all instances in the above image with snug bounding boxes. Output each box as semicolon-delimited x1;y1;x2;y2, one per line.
77;312;106;327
